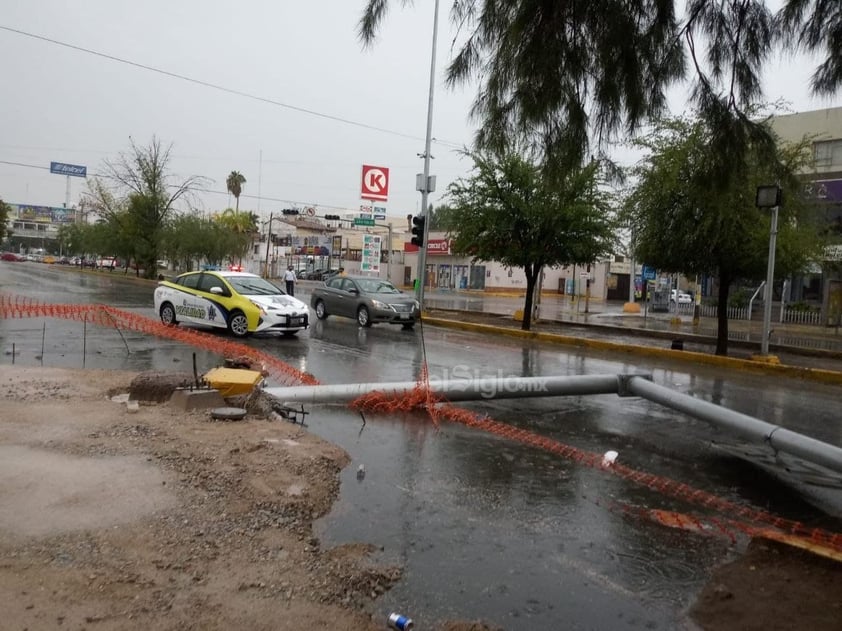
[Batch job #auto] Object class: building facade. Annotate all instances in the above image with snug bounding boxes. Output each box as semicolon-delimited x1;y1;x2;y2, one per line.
770;106;842;324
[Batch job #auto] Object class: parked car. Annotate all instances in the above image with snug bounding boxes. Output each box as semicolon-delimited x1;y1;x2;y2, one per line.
1;252;24;262
154;270;310;337
670;289;692;304
310;275;420;328
97;257;119;270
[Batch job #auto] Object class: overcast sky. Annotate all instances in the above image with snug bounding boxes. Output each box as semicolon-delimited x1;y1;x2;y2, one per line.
0;0;834;222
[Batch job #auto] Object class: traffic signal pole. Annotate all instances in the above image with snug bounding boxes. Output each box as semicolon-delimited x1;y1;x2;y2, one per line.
414;0;439;307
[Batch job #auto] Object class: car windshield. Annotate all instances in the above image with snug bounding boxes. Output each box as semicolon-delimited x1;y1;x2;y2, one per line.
226;275;284;296
355;279;400;294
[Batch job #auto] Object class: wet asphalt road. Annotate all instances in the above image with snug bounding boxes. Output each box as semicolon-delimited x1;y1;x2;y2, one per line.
2;263;842;630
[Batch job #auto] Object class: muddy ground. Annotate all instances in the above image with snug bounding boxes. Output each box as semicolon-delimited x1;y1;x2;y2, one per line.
0;366;840;630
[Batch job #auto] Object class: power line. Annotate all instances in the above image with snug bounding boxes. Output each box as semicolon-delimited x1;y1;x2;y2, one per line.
0;159;373;213
0;24;466;147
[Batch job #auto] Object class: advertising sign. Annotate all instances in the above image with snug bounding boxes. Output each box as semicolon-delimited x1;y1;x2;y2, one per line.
50;162;87;177
361;165;389;202
13;204;75;223
806;178;842;202
361;234;382;273
404;239;451;255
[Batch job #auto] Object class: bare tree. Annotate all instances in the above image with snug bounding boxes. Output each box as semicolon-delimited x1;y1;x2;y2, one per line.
85;136;208;278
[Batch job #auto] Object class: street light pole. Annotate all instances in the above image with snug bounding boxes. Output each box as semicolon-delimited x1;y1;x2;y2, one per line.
414;0;440;306
761;203;779;356
755;185;782;358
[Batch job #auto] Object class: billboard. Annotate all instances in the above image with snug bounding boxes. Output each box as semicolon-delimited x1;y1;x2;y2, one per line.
50;162;87;177
12;204;76;223
806;178;842;202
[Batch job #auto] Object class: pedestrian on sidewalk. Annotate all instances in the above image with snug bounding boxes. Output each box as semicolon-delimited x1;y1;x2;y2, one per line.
283;266;296;296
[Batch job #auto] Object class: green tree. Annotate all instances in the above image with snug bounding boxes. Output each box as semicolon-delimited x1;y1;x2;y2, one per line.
359;1;840;177
85;137;207;279
226;171;247;212
0;198;11;243
441;151;616;330
625;115;823;356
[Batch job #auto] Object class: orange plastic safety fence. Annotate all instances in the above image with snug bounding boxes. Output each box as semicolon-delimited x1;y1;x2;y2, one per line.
349;366;443;421
6;293;841;551
348;385;842;552
0;294;318;387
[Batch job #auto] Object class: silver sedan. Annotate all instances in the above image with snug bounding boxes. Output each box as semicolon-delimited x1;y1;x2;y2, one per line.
310;275;420;328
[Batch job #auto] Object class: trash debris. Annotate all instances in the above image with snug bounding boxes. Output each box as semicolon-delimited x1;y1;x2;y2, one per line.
356;464;366;481
602;450;619;467
270;402;309;425
126;400;140;414
387;612;414;630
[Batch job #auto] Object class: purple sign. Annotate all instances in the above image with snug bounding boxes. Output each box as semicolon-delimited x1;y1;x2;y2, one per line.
806;179;842;202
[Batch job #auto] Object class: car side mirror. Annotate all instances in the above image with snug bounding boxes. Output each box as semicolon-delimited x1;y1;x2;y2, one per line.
210;286;224;295
348;288;359;295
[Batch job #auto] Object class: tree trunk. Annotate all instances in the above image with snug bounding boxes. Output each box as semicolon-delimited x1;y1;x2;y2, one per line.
235;195;240;212
715;273;731;356
522;265;537;331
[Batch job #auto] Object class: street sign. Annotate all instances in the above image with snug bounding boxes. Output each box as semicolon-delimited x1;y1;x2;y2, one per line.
50;161;87;177
354;217;375;226
642;265;656;281
361;234;382;273
361;164;389;201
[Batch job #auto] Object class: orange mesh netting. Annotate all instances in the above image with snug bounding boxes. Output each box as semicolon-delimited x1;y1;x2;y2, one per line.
4;293;841;552
0;294;317;387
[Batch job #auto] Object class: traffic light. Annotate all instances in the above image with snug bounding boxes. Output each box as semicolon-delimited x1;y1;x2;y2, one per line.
281;208;300;216
411;215;426;247
324;214;341;221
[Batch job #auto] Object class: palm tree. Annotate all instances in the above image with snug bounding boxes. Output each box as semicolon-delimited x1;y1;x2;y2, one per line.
217;208;258;267
226;171;246;212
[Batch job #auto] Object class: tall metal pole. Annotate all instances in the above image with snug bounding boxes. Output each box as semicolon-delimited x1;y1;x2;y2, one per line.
761;204;779;355
263;211;273;279
257;149;263;215
414;0;440;306
387;222;393;281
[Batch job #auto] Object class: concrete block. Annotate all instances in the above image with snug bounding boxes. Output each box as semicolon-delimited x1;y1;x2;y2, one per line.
169;387;226;411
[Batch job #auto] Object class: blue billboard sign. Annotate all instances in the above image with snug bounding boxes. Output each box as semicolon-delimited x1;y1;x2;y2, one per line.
642;264;656;281
50;162;87;177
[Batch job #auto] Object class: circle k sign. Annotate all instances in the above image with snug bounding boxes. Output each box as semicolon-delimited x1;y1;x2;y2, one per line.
361;164;390;202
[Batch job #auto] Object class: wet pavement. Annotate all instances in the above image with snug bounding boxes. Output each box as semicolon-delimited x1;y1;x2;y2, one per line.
3;265;842;630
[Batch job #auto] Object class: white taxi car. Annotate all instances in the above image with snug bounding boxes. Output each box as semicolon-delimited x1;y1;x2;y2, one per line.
153;270;309;337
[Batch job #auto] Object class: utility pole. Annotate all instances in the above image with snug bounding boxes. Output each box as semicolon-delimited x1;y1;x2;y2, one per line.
414;0;440;306
263;211;273;279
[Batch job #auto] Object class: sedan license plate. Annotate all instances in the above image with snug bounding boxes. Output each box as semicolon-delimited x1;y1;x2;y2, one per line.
290;317;302;325
399;313;410;320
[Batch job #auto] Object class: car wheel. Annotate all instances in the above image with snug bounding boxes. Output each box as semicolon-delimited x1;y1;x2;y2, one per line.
159;302;178;326
314;300;329;320
227;310;250;337
357;305;372;327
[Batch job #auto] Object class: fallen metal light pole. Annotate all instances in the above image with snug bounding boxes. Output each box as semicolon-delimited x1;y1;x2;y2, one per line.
264;374;629;405
625;376;842;476
264;373;842;476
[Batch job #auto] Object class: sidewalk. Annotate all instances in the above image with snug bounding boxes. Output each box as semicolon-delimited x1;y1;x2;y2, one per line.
418;291;842;373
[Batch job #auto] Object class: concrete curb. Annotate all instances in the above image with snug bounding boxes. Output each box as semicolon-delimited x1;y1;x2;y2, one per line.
423;316;842;386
